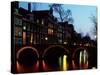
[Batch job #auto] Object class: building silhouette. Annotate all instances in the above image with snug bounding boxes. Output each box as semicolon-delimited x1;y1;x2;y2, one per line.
13;2;77;46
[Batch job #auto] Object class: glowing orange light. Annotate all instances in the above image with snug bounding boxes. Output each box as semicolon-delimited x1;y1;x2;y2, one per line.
23;32;26;45
72;60;76;70
30;33;33;44
16;61;24;73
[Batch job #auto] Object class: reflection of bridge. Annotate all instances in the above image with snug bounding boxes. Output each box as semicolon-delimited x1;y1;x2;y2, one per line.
16;44;97;73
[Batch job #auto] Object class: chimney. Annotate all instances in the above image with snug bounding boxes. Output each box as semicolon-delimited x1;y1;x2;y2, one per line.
28;3;31;12
50;7;53;14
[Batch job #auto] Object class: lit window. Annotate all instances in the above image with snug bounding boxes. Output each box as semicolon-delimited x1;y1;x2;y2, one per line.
48;28;53;35
59;39;62;43
37;19;39;23
19;19;22;26
15;27;22;36
42;19;44;24
18;32;21;36
30;33;33;44
64;42;67;44
23;32;26;45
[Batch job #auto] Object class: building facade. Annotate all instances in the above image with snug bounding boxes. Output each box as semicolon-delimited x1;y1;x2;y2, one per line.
13;2;76;47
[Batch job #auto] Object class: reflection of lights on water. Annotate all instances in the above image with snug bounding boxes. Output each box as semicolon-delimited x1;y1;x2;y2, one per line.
17;61;39;72
42;60;47;71
59;56;62;70
34;61;39;72
16;61;21;72
79;51;82;68
72;60;76;69
79;50;88;69
84;50;87;64
59;55;68;71
63;55;68;71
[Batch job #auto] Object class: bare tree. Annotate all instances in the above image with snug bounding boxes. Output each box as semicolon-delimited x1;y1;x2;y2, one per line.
89;15;97;41
49;4;74;23
90;15;97;36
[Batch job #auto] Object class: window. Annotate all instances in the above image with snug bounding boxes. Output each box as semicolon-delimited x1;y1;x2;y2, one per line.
30;15;33;21
48;23;53;28
14;17;22;26
58;28;62;32
37;19;39;23
48;28;53;35
23;32;26;45
57;33;62;38
59;39;62;43
27;32;30;38
15;38;22;45
14;8;18;14
27;24;30;31
15;27;22;36
30;33;33;44
36;34;40;44
31;25;33;32
37;28;40;32
42;19;44;25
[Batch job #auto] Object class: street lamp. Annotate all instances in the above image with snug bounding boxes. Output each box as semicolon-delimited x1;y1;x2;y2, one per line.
64;42;67;44
45;37;48;40
23;26;26;30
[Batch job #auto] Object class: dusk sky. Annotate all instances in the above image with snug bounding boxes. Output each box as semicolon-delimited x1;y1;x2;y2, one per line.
19;2;97;40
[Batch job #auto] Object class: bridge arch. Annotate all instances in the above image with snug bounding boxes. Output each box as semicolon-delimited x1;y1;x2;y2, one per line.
42;45;70;71
17;46;39;59
16;46;39;67
42;45;69;58
72;47;89;69
72;47;88;59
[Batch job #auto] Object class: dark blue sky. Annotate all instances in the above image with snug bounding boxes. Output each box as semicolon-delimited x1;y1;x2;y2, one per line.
19;2;97;40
